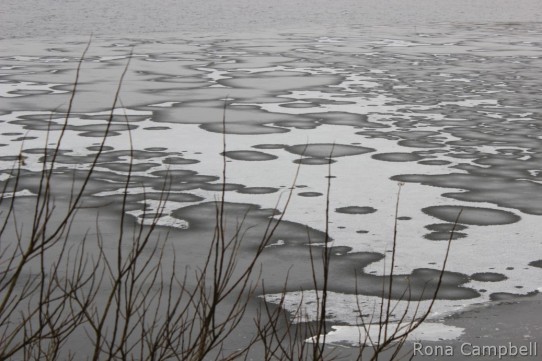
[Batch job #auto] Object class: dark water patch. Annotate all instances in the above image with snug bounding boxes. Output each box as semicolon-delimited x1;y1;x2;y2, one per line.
138;213;165;219
335;206;376;215
2;132;24;136
126;192;204;203
201;122;289;135
77;194;152;212
470;272;507;282
151;169;196;178
153;101;309;133
359;130;447;149
87;145;115;151
447;152;482;159
237;187;278;194
422;205;520;226
145;147;168;151
372;152;423;162
163;157;200;165
1;168;139;201
252;144;287;150
144;126;171;130
393;173;542;215
298;192;323;197
424;231;467;241
38;149;178;165
297;99;357;106
0;155;24;162
218;73;343;92
11;118;138;135
162;182;200;191
12;136;38;141
496;148;525;155
274;120;319;129
447;126;541;149
425;223;468;232
81;114;149;123
285;143;375;158
79;131;121;137
489;291;538;302
293;157;335;165
148;171;225;192
98;162;161;173
278;102;317;109
344;267;479;300
182;174;221;183
106;150;186;160
200;183;245;191
222;150;278;161
528;260;542;268
418;159;452;166
415;149;449;156
465;156;542;178
170;201;326;246
257;249;386;294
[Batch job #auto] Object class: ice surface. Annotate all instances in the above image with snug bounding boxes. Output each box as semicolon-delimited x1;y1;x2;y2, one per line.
2;24;542;345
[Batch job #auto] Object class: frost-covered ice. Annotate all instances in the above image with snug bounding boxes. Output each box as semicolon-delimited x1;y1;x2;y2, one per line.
1;24;542;345
319;323;465;346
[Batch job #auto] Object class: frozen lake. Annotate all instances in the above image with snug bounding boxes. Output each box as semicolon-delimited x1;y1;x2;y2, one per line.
1;0;542;352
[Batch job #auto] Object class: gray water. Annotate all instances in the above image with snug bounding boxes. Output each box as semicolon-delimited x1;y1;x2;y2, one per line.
2;0;542;39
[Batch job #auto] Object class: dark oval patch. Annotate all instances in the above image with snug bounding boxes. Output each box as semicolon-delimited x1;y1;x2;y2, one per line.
237;187;279;194
222;150;277;161
422;205;520;226
293;157;336;165
285;143;375;158
424;231;467;241
335;206;377;215
418;160;452;166
470;272;508;282
425;223;468;232
372;152;423;162
298;192;323;197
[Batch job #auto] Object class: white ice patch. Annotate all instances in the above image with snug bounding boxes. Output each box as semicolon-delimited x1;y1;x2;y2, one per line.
265;239;285;248
0;81;69;97
318;323;464;346
263;290;470;324
196;67;232;82
263;289;468;345
0;189;35;198
148;101;181;107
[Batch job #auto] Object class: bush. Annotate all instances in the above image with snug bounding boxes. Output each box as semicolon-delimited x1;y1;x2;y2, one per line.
0;43;456;361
